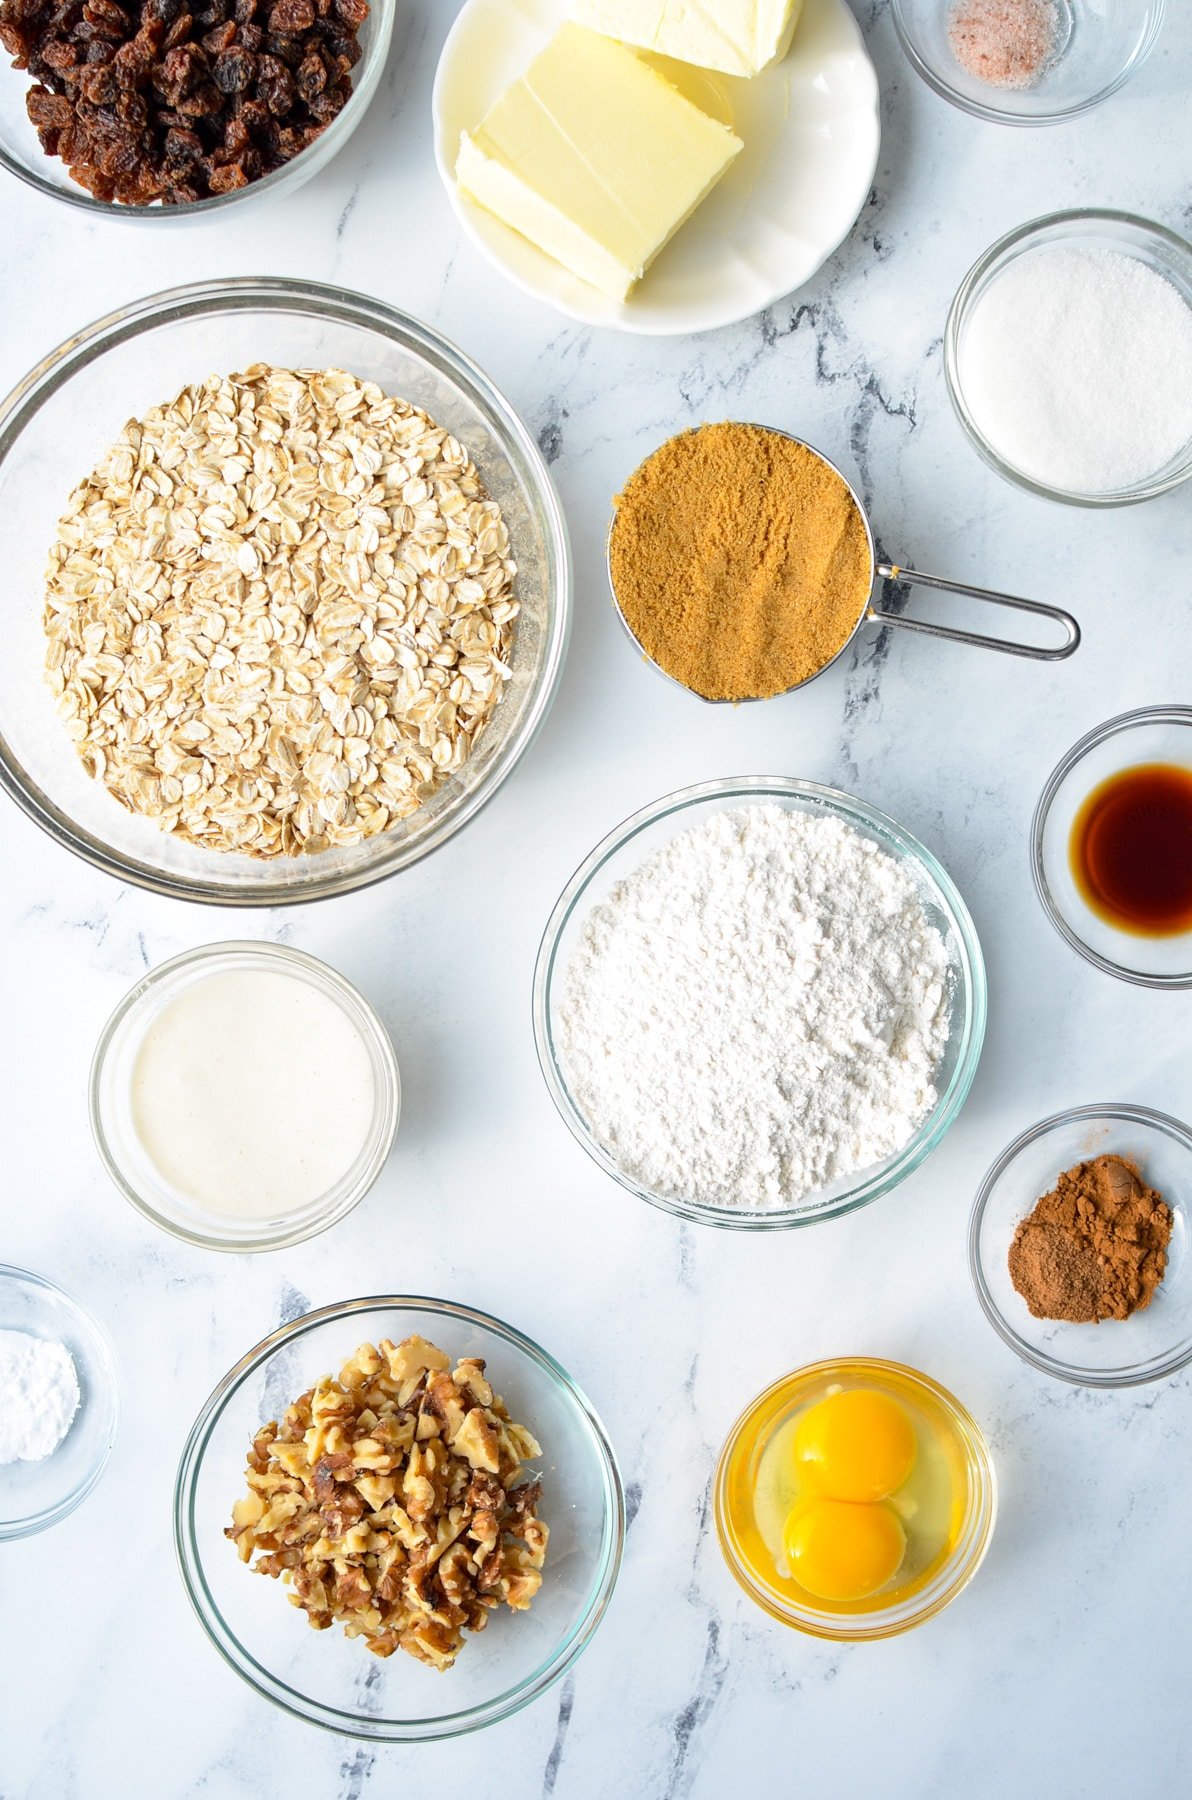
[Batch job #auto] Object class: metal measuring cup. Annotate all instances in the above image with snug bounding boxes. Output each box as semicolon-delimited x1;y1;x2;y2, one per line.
608;427;1081;701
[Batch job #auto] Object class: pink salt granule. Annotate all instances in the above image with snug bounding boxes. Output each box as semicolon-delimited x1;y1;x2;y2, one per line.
947;0;1058;90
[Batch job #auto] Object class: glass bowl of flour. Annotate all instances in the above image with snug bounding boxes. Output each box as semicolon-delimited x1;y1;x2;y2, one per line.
533;778;987;1230
0;1265;120;1538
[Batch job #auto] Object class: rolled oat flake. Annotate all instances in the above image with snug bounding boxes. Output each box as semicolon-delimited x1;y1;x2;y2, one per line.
0;1329;80;1464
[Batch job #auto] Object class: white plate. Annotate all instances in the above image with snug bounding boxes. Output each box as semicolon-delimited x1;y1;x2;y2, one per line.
432;0;881;336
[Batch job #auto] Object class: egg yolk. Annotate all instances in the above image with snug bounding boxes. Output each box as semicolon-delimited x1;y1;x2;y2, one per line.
794;1388;916;1503
783;1498;907;1602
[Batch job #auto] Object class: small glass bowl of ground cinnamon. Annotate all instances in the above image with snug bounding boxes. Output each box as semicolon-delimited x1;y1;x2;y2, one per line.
969;1104;1192;1388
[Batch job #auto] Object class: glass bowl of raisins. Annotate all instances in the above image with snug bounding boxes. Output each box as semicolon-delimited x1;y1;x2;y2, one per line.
0;0;393;212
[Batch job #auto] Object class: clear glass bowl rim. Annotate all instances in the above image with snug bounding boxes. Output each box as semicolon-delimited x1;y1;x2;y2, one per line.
0;1261;121;1539
89;940;401;1251
173;1292;626;1740
712;1356;997;1640
890;0;1166;126
0;275;572;905
1030;703;1192;988
532;776;988;1231
0;0;395;217
944;209;1192;507
968;1101;1192;1387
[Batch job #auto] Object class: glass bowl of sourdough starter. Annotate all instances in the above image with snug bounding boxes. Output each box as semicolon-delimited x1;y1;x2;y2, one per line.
175;1294;624;1740
969;1104;1192;1387
892;0;1165;126
0;0;395;218
90;941;400;1251
0;1264;121;1539
533;777;987;1230
945;211;1192;505
714;1358;997;1639
0;278;570;904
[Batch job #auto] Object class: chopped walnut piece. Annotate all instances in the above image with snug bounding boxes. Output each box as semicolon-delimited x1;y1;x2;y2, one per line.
225;1334;548;1670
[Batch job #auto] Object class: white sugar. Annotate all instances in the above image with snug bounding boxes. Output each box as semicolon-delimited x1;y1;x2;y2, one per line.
959;244;1192;495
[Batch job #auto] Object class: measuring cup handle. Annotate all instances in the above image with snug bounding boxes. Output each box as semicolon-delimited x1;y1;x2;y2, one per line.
871;563;1080;661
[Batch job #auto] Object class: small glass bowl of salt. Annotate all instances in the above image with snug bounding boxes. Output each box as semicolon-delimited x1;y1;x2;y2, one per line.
0;1265;120;1539
892;0;1165;126
945;210;1192;507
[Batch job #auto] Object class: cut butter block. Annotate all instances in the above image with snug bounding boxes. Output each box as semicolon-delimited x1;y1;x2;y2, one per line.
455;23;742;303
570;0;805;78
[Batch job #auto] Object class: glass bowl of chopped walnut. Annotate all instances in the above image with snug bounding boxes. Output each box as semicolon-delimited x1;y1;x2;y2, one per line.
174;1295;624;1739
0;0;394;212
0;276;571;903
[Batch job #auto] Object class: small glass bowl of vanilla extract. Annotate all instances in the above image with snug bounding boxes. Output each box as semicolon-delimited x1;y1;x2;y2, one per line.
1034;707;1192;987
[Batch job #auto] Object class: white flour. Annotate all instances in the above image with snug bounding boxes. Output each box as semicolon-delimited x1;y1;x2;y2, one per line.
0;1330;80;1464
557;805;952;1209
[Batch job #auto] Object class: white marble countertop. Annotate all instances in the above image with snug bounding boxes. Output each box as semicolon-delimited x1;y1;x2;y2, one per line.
3;3;1192;1795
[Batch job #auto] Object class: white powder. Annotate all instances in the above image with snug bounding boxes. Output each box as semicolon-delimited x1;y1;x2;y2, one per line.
557;805;951;1210
0;1330;80;1464
959;244;1192;494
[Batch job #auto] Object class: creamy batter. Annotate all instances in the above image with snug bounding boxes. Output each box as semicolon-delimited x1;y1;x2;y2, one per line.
130;969;376;1219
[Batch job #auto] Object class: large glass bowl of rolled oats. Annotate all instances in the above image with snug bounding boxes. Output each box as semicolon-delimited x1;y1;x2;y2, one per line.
174;1295;624;1740
0;278;570;903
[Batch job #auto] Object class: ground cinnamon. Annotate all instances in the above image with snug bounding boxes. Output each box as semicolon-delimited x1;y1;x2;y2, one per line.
1008;1154;1172;1323
609;423;873;702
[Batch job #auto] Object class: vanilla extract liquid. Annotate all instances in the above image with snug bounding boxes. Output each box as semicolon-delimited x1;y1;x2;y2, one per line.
1070;763;1192;936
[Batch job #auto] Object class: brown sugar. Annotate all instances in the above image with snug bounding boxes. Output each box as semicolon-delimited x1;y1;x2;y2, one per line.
609;423;873;702
1007;1153;1172;1323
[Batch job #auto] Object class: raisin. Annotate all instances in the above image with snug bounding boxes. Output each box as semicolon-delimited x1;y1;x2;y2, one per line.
294;46;322;96
163;120;200;159
254;70;289;112
211;42;249;88
26;84;72;124
161;8;191;45
175;76;217;112
77;58;112;97
84;0;129;27
207;158;246;191
263;28;298;61
267;0;311;30
331;0;364;25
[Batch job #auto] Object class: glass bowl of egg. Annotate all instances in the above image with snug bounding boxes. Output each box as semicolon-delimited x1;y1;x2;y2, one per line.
89;940;400;1251
714;1358;996;1639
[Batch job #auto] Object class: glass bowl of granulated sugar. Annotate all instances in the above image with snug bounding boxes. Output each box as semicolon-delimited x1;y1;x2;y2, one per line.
532;777;987;1231
946;211;1192;506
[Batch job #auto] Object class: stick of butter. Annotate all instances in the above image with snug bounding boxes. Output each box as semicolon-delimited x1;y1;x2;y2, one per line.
570;0;805;78
456;23;742;303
